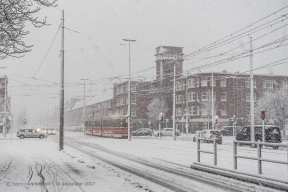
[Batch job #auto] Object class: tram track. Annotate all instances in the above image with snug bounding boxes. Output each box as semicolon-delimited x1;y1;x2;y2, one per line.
64;137;280;192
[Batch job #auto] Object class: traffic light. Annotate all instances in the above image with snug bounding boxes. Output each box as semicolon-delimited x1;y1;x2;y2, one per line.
159;113;164;121
261;111;266;120
23;118;26;124
215;115;219;124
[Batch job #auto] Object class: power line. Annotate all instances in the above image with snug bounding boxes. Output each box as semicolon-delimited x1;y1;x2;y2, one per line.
33;22;61;78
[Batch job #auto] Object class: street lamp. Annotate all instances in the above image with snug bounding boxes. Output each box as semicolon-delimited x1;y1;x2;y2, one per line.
123;39;136;142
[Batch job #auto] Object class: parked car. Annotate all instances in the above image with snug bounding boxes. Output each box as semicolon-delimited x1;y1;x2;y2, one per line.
219;126;242;136
193;130;222;144
236;125;282;149
153;128;181;136
132;128;153;136
46;128;56;135
17;128;47;139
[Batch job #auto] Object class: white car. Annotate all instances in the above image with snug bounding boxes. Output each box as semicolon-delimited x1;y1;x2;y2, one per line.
193;130;222;144
153;128;181;136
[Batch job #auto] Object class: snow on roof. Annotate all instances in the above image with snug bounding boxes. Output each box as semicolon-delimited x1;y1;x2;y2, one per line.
69;89;114;111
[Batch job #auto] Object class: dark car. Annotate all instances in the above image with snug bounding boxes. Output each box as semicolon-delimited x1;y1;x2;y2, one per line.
236;125;282;149
219;126;242;136
132;128;153;136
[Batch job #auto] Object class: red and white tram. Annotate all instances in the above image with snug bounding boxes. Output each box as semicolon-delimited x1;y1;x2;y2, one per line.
85;116;129;138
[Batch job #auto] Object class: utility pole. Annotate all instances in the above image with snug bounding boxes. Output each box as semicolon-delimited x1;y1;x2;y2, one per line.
47;103;50;128
250;37;255;145
11;115;13;142
81;78;89;135
123;39;136;142
185;72;189;136
59;10;64;151
211;73;214;129
173;65;176;141
3;75;7;137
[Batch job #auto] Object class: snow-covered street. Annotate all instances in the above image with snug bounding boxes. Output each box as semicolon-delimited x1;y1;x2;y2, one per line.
1;130;287;192
0;131;167;192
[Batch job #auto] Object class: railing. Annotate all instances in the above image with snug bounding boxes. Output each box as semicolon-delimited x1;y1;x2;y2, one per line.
233;140;288;176
196;138;217;166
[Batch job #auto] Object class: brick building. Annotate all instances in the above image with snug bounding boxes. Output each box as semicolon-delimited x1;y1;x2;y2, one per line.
63;46;288;132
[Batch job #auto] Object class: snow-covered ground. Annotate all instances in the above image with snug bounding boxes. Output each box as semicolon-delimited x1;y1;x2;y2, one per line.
0;131;167;192
1;130;287;192
66;132;288;181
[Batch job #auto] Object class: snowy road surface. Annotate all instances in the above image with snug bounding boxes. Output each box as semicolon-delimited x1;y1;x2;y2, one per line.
0;130;286;192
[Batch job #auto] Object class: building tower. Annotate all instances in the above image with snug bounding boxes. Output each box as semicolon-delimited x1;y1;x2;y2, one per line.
155;46;184;85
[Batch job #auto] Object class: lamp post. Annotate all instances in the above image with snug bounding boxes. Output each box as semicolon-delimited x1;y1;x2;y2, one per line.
123;39;136;141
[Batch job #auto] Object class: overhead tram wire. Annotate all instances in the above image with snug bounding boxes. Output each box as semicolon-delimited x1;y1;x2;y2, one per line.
184;15;288;60
33;22;62;78
11;8;287;93
184;5;288;58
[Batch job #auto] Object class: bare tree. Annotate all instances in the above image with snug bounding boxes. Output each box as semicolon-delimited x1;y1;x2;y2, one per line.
0;0;57;59
256;88;288;136
146;98;168;121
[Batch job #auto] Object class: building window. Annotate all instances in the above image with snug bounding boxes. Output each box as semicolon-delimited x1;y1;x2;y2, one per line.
131;95;136;104
246;93;256;102
263;80;273;89
188;78;195;88
131;109;136;117
108;101;112;108
176;95;183;103
220;92;226;101
188;92;195;102
116;99;120;106
176;108;182;116
188;106;196;116
220;105;227;116
220;79;226;87
176;82;183;91
245;80;256;88
201;77;208;87
201;92;208;101
122;86;126;93
120;98;125;105
116;87;119;95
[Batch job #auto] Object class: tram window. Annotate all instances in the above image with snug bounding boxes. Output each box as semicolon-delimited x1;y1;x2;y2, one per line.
122;119;128;127
94;120;101;127
85;121;91;126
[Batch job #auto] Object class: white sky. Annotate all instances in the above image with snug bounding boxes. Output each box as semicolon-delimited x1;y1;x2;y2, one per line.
3;0;288;126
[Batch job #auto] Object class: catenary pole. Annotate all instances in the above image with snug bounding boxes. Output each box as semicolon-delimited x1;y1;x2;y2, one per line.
173;65;176;141
59;10;64;151
123;39;136;141
185;72;189;136
211;73;214;129
3;75;7;137
81;78;89;135
250;37;255;145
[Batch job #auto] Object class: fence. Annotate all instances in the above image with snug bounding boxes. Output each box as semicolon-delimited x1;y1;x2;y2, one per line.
196;138;217;166
233;140;288;176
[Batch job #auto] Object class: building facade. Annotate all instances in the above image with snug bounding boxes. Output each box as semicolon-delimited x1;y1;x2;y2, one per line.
61;46;288;132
